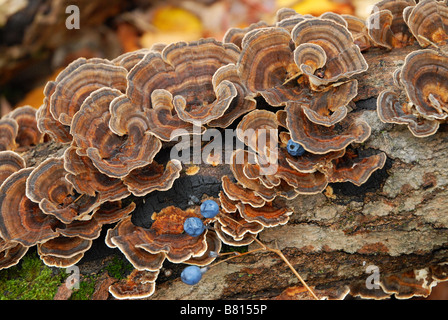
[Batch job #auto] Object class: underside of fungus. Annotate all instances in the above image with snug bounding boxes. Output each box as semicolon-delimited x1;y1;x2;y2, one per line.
1;0;447;301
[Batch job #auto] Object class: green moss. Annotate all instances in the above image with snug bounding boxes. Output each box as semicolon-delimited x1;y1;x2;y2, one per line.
0;251;66;300
69;275;97;300
104;255;133;280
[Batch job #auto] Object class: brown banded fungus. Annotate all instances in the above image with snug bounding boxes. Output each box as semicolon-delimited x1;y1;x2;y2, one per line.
5;106;43;149
404;0;448;48
0;151;26;186
37;235;92;267
0;118;18;151
367;0;416;49
0;168;59;247
109;269;159;300
71;87;162;178
377;49;448;136
25;157;100;224
49;58;127;126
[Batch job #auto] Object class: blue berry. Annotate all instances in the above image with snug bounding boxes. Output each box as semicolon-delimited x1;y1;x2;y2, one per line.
183;217;205;237
181;266;203;285
200;200;220;218
286;139;305;157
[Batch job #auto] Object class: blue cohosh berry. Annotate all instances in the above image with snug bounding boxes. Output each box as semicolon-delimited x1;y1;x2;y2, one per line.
200;199;220;218
181;265;205;285
287;139;305;157
183;217;205;237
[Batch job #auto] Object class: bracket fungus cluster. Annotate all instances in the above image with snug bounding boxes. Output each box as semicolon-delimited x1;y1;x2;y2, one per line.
373;0;448;137
3;0;447;300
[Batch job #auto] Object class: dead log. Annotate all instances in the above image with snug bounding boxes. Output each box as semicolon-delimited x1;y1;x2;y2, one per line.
15;43;448;300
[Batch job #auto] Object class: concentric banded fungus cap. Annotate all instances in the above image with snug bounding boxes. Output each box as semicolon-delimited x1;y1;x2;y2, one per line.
341;14;373;51
207;64;256;128
106;216;166;271
214;210;264;246
135;206;208;263
367;0;416;49
25;157;100;224
221;176;266;208
71;87;162;178
49;57;127;126
0;242;28;270
126;39;240;126
275;148;329;194
405;0;448;48
377;90;440;137
230;149;298;201
5;106;43;149
223;21;270;49
184;231;222;266
236;109;279;163
0;118;18;151
285;102;371;154
122;159;182;197
109;269;159;300
323;150;387;186
0;168;59;247
236;200;293;227
63;146;130;202
111;49;151;71
399;49;448;120
37;235;92;267
291;17;368;88
36;81;72;143
299;80;358;126
0;151;26;185
237;27;304;106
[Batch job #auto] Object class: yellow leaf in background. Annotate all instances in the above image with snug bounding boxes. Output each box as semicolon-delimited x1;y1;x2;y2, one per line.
277;0;353;16
152;5;202;34
141;5;204;49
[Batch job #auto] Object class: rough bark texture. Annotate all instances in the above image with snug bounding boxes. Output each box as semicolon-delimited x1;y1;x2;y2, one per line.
20;44;448;300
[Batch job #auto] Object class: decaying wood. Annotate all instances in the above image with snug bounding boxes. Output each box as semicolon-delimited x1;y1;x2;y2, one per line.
20;43;448;300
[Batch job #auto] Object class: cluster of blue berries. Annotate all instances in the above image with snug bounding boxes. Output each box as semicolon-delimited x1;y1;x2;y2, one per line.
181;199;220;285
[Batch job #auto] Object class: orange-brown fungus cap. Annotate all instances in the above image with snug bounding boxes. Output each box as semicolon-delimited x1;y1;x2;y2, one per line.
109;269;159;300
25;157;100;224
236;109;279;163
377;89;440;137
49;58;127;126
0;242;28;270
405;0;448;48
0;151;25;186
208;64;256;128
223;21;270;49
0;168;59;247
323;149;387;186
286;102;371;154
236;200;293;227
400;49;448;120
221;176;266;208
342;14;373;51
37;235;92;267
123;159;182;197
0;118;18;151
63;146;130;202
237;27;304;106
5;106;43;149
291;17;368;88
367;0;416;49
184;230;222;266
71;87;162;178
36;81;72;143
216;209;264;243
106;216;166;271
